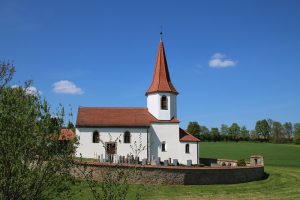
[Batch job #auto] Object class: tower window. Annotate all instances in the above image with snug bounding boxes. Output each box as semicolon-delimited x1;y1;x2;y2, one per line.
161;141;166;152
93;131;99;143
124;131;131;143
161;96;168;110
185;144;190;154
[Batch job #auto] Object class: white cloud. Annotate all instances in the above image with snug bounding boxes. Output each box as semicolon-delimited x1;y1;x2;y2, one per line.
11;85;42;95
25;86;41;95
53;80;83;95
209;53;237;68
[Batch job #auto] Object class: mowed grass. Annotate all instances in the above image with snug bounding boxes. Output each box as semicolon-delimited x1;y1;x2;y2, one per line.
66;142;300;200
200;142;300;167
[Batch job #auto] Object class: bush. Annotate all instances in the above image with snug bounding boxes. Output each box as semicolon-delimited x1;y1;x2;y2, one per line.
237;159;246;166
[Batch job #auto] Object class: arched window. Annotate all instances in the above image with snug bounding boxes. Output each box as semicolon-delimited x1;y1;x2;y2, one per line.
161;141;166;152
124;131;131;143
161;95;168;110
185;144;190;154
93;131;99;143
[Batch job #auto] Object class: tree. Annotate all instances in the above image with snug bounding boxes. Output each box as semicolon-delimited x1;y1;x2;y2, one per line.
240;126;250;141
267;118;274;138
255;119;271;141
220;124;229;141
294;123;300;144
283;122;293;142
249;130;259;141
67;121;75;132
187;121;201;139
272;121;284;143
0;61;15;90
210;128;220;142
228;123;240;141
0;85;75;199
200;126;210;141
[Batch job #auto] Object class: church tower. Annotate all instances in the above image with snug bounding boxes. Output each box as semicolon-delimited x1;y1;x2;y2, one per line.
146;36;179;120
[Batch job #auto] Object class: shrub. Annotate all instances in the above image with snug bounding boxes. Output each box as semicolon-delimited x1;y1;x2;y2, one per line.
237;159;246;166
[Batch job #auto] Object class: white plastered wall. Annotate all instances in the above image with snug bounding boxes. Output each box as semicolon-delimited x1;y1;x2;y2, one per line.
76;127;148;159
177;142;199;164
149;123;199;164
147;93;177;120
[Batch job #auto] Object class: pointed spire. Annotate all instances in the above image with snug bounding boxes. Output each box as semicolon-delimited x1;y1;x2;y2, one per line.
146;37;178;96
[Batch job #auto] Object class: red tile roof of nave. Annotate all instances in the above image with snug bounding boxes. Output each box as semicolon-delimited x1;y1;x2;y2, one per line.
179;128;201;142
59;128;76;140
76;107;179;127
146;41;178;95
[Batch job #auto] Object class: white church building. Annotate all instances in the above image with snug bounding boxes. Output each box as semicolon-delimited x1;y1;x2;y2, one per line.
76;37;200;165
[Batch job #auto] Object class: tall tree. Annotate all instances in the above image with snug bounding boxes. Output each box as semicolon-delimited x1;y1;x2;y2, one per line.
200;126;210;141
272;121;284;143
267;118;274;138
240;126;250;141
210;128;220;142
220;124;229;141
187;121;201;138
67;121;75;132
228;123;240;141
0;61;15;90
283;122;293;141
250;130;259;141
255;119;271;141
293;123;300;144
0;85;75;199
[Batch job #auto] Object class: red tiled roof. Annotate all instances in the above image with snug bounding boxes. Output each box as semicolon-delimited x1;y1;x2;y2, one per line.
179;128;200;142
59;128;75;140
146;41;178;95
76;107;179;127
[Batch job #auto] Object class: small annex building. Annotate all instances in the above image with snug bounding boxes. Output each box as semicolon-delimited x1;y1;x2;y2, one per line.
76;37;200;165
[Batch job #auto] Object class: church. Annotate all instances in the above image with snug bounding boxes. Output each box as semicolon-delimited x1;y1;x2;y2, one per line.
76;36;200;165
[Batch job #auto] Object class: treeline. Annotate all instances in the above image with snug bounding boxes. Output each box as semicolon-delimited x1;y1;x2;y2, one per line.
187;119;300;144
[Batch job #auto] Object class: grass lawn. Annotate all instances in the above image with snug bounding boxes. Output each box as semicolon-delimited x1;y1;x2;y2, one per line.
200;142;300;167
65;142;300;200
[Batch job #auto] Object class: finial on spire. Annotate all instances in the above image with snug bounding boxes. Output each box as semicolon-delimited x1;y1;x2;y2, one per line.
160;25;163;42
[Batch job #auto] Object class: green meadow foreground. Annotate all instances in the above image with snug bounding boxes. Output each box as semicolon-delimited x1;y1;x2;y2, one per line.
66;142;300;200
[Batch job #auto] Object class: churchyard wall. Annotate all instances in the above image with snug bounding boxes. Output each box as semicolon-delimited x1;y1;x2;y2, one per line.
73;161;265;185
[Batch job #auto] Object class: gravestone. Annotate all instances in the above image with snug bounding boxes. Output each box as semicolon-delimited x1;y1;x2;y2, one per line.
173;159;178;166
142;158;147;166
151;155;156;165
164;160;168;166
114;155;117;163
187;160;192;166
156;157;161;166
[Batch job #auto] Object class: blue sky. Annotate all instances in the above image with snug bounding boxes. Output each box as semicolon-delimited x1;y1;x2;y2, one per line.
1;0;300;129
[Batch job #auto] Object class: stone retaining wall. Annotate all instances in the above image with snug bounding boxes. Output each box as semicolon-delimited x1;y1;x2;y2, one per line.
73;161;265;185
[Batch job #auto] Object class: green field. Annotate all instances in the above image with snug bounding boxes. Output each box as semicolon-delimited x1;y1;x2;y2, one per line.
67;142;300;200
200;142;300;167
